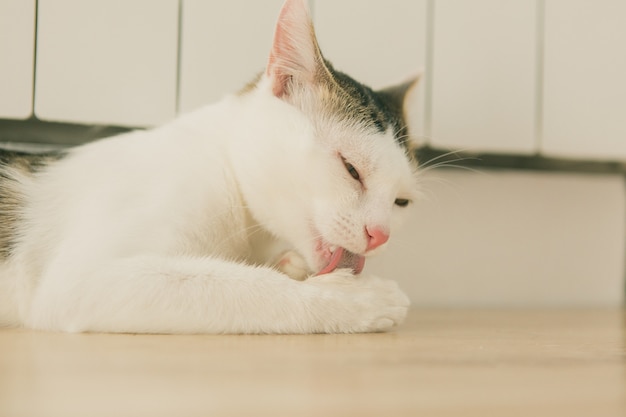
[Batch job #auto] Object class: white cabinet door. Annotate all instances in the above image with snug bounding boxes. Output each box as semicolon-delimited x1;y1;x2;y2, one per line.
431;0;537;154
542;0;626;160
314;0;426;139
178;0;285;114
0;0;36;119
34;0;179;127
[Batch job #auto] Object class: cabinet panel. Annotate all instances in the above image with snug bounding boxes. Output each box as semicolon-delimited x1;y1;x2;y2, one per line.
542;0;626;160
35;0;178;127
0;0;36;119
178;0;285;114
314;0;426;139
431;0;536;153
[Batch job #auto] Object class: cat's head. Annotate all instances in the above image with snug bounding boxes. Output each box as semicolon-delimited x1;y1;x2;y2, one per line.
237;0;419;275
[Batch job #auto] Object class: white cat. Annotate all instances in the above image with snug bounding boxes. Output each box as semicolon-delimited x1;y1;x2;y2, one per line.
0;0;419;334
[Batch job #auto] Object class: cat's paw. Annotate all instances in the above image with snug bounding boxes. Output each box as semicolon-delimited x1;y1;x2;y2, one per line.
273;250;310;281
307;270;410;333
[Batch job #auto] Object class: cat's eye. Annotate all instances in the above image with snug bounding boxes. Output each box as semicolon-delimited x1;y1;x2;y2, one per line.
344;161;360;181
394;198;410;207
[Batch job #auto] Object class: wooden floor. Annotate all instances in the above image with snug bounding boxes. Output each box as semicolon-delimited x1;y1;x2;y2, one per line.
1;309;625;417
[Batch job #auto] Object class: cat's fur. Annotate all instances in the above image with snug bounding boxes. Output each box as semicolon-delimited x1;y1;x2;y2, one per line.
0;0;419;334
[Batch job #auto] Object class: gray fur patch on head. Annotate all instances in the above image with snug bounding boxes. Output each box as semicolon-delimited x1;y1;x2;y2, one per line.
325;63;404;135
0;149;63;259
288;61;417;166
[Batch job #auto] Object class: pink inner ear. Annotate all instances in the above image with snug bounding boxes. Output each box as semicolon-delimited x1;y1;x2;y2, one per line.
266;0;318;98
267;27;295;97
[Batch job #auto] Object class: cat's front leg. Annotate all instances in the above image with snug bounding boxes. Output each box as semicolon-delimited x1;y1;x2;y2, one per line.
308;270;410;333
271;254;410;331
28;255;409;334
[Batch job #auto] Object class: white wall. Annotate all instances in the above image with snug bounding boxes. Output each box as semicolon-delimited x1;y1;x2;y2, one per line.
367;170;625;307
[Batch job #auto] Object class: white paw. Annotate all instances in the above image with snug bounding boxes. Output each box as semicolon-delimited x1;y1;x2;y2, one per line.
307;270;410;333
273;250;310;281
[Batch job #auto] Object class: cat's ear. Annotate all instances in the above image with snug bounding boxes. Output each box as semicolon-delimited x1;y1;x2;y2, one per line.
378;74;422;146
266;0;325;98
378;74;421;118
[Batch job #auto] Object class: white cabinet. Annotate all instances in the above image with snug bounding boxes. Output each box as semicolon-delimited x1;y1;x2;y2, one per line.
542;0;626;160
178;0;284;114
313;0;427;139
34;0;179;127
2;0;625;162
0;0;36;119
431;0;537;154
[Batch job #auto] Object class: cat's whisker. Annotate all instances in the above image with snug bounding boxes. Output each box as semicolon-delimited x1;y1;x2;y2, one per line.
214;221;265;243
417;151;481;176
418;148;474;168
417;156;483;175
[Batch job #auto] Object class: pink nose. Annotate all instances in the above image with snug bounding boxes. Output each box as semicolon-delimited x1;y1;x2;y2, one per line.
366;227;389;251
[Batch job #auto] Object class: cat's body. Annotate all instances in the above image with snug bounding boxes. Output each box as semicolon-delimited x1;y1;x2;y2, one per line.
0;0;418;334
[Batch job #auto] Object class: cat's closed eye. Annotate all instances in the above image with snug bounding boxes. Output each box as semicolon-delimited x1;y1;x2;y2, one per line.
394;198;410;207
341;157;360;182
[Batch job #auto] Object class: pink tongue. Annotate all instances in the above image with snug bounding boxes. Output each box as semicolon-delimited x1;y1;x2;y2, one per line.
317;247;366;276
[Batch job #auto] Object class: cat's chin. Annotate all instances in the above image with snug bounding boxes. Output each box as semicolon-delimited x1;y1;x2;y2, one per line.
314;240;365;276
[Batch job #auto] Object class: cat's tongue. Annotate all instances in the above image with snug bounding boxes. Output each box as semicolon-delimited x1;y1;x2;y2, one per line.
317;247;365;275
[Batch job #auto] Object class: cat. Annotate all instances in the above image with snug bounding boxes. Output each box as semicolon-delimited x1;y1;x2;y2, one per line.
0;0;419;334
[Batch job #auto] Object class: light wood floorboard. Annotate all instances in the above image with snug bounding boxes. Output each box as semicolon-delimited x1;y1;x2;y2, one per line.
1;309;624;416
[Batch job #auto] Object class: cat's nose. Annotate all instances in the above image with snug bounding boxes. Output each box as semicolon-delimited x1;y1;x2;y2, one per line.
365;227;389;251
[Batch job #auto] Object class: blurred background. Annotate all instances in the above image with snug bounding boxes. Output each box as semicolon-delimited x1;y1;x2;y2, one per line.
1;0;624;307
